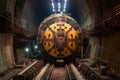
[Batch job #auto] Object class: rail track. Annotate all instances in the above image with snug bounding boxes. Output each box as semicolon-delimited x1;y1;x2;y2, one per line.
35;63;84;80
3;61;84;80
0;69;21;80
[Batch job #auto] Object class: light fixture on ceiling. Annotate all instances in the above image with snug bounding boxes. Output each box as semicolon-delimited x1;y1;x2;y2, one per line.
51;0;55;12
51;0;68;13
63;0;67;12
58;2;61;12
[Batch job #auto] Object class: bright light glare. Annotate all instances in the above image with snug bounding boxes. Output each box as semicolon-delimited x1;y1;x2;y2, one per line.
63;0;67;12
34;45;38;49
58;2;61;12
51;0;55;12
25;48;29;52
63;9;65;12
65;0;67;2
64;3;66;8
51;0;68;13
58;3;60;8
52;2;55;8
53;8;55;12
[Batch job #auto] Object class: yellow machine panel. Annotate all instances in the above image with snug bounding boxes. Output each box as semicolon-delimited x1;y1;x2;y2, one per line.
67;28;78;39
50;22;72;33
44;28;54;39
43;41;54;51
50;49;59;57
61;48;71;57
67;41;77;51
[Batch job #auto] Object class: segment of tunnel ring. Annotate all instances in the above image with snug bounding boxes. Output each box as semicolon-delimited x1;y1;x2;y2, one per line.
43;21;78;58
38;14;81;58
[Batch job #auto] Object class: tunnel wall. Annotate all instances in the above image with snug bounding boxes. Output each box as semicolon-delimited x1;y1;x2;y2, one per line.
15;48;26;64
89;32;120;76
0;33;15;73
0;0;7;9
13;37;33;64
89;37;101;64
100;32;120;76
82;0;120;76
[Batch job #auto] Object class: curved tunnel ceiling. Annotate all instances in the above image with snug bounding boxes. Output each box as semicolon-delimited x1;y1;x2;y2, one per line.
14;0;91;30
0;0;120;35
